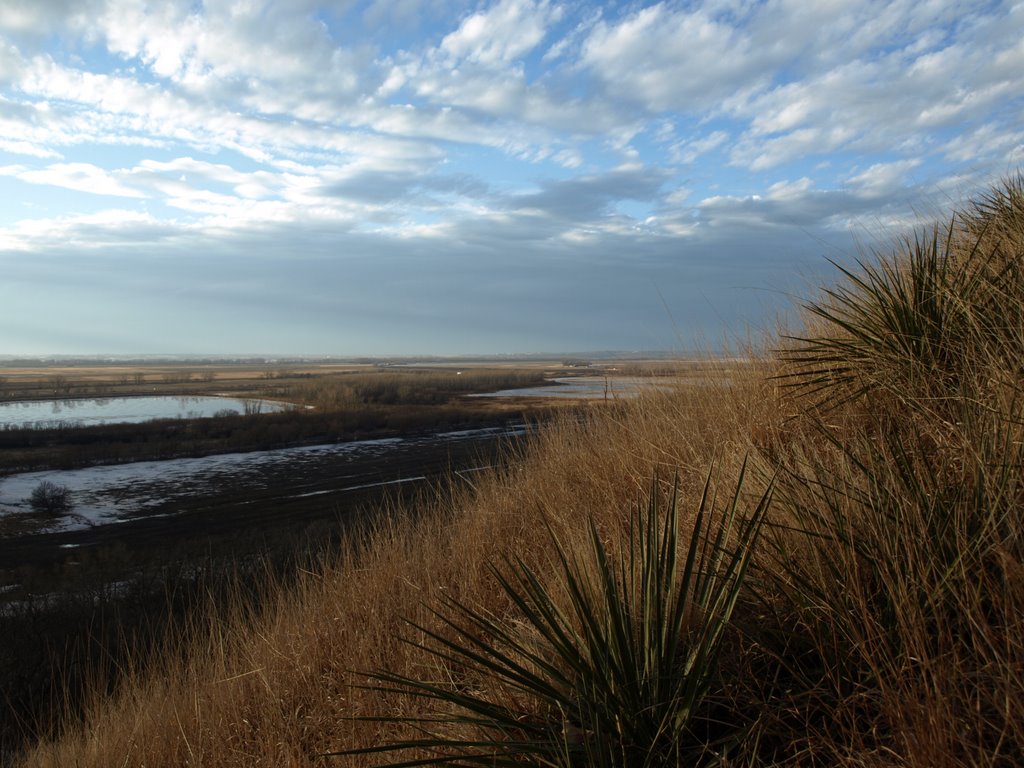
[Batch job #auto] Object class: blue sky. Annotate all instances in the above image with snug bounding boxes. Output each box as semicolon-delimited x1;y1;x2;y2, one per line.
1;0;1022;356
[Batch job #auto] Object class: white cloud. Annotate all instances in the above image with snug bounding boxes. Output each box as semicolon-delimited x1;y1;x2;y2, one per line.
672;130;728;164
0;0;102;35
9;161;146;198
846;160;922;196
580;4;765;113
94;0;367;102
0;41;24;84
552;148;582;168
440;0;559;67
943;123;1024;165
11;53;441;172
766;177;814;201
0;137;60;158
0;209;167;252
725;2;1024;170
373;0;619;145
1;1;1022;355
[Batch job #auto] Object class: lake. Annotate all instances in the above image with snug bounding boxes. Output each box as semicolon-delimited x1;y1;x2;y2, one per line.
0;395;291;429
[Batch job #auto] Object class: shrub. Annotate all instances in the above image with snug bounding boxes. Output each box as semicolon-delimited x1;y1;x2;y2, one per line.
29;481;73;515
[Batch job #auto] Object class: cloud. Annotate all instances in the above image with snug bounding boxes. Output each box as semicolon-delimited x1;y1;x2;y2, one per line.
942;123;1024;165
0;156;987;357
10;53;441;171
1;1;1022;355
671;130;729;164
765;177;815;201
316;167;489;207
0;0;102;35
511;167;669;223
0;41;24;84
3;161;146;198
0;137;60;159
94;0;371;105
0;209;173;252
6;0;1020;176
580;3;766;113
440;0;558;67
373;0;622;144
846;160;923;197
725;2;1024;170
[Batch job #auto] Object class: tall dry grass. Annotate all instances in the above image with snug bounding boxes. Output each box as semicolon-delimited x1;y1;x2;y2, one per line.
15;176;1024;766
16;359;768;766
760;175;1024;765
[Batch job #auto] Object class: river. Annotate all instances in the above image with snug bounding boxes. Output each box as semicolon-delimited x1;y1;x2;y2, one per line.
0;395;290;429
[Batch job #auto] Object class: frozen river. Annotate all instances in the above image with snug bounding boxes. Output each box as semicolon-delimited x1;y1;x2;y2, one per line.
474;376;664;399
0;426;523;536
0;395;290;429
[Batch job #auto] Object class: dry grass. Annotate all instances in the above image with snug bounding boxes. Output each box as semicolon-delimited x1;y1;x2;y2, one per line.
17;359;766;767
15;176;1024;766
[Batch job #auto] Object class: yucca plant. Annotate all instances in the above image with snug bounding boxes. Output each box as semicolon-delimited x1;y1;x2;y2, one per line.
780;175;1024;413
329;463;772;766
779;223;979;409
963;173;1024;246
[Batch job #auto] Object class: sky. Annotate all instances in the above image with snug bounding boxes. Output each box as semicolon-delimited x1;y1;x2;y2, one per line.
0;0;1022;357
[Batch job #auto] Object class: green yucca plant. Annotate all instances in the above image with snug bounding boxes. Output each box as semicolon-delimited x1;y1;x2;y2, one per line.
329;463;772;767
780;174;1024;412
780;223;978;408
772;174;1024;663
963;173;1024;245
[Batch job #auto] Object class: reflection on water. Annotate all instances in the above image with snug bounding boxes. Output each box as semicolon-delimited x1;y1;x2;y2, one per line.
0;396;290;429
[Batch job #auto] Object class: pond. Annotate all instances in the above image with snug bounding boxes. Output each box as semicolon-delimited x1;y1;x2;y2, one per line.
0;395;291;430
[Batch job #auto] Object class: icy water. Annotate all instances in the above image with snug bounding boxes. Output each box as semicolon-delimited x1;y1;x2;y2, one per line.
0;426;523;534
474;376;659;399
0;395;290;429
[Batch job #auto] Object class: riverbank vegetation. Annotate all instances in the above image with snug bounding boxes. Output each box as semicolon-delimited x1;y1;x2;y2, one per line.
12;176;1024;765
0;363;550;406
